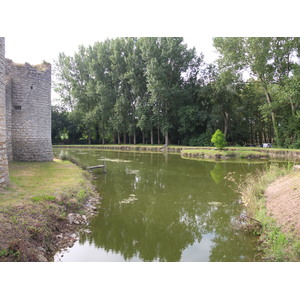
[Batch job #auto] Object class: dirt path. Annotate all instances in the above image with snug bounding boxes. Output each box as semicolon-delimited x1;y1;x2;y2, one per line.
265;171;300;237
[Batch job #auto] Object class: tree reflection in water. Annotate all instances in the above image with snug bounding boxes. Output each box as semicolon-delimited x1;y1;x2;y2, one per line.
56;149;264;261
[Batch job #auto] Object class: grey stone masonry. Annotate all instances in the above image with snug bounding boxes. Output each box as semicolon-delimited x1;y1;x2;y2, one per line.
5;59;53;161
0;37;9;185
0;37;53;186
5;72;12;160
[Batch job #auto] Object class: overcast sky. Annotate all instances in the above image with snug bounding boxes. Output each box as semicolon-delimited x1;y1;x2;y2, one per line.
2;1;224;66
3;0;296;67
4;35;218;66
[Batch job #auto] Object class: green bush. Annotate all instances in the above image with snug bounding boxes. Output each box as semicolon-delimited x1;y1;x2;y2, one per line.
211;129;227;150
289;139;300;149
188;133;212;146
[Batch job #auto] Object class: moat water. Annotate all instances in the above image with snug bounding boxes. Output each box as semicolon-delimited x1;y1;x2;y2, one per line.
53;148;271;262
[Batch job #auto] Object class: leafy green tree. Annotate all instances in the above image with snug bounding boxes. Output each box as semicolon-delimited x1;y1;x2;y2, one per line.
140;37;198;145
136;97;155;144
239;81;267;145
213;37;300;145
51;105;69;144
53;53;76;110
210;69;242;140
90;39;116;144
211;129;227;150
53;37;300;148
72;45;98;144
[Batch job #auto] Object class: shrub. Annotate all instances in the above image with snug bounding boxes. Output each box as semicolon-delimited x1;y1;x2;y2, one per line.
211;129;227;150
188;133;212;146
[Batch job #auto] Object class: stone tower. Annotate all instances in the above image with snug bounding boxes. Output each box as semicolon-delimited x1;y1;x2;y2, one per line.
0;37;9;185
0;37;53;187
5;59;53;161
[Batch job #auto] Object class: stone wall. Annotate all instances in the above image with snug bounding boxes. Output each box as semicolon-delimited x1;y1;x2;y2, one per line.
0;38;9;185
5;60;53;161
5;73;12;160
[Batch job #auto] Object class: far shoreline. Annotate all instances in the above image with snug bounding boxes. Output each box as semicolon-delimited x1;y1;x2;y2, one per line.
53;144;300;161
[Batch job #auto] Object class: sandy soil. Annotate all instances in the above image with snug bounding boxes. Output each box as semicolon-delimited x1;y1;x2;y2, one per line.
265;171;300;237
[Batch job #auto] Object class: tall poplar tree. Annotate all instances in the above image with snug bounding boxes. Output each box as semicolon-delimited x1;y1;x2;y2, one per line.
140;37;197;145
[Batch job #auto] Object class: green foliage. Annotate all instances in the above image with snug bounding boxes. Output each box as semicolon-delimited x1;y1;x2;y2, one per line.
211;129;227;150
53;37;300;148
0;248;20;259
188;133;211;146
214;37;300;145
31;195;56;203
76;189;87;202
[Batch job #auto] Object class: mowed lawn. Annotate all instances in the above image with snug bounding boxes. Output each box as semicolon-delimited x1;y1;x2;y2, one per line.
0;159;86;205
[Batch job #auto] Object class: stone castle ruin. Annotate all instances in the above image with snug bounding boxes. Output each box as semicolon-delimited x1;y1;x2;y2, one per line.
0;37;53;186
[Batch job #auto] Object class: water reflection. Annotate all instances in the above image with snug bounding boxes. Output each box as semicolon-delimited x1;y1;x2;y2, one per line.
54;149;265;261
210;163;226;184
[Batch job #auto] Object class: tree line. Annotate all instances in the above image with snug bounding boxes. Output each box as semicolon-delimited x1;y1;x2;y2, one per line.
52;37;300;148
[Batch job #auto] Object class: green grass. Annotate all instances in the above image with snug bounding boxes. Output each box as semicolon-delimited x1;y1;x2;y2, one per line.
0;158;98;261
181;148;271;160
31;195;56;203
0;159;87;205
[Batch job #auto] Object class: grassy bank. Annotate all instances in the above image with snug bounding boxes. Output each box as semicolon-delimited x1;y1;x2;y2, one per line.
0;159;99;262
237;165;300;261
181;149;271;160
54;144;300;160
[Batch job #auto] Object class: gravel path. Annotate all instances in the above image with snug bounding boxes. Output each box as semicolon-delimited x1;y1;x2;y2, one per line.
265;172;300;237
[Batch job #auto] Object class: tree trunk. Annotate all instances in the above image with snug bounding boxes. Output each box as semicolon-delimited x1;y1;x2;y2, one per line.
224;111;229;139
289;96;295;116
88;131;91;145
259;129;262;145
123;132;126;144
150;128;154;145
249;118;253;145
157;128;160;144
264;90;279;143
117;132;120;145
165;132;169;146
263;129;267;143
142;131;145;144
133;132;136;145
102;122;105;144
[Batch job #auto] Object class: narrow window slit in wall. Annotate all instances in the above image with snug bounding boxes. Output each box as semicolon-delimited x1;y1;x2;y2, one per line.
14;105;21;110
